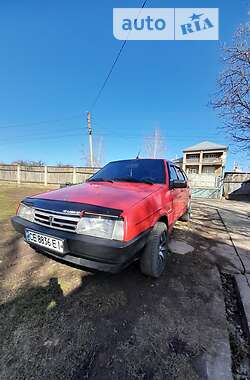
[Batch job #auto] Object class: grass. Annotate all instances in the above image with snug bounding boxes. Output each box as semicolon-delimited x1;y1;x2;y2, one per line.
0;183;56;222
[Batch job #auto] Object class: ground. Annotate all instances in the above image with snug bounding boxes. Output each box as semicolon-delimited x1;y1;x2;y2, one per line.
0;184;249;380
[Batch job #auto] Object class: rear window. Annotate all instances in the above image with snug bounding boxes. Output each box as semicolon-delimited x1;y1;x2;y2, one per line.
175;166;185;181
169;165;178;181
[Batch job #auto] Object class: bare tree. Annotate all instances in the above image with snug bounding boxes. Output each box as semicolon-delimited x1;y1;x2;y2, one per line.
211;23;250;150
82;136;104;167
94;136;104;167
56;162;73;167
12;160;45;166
144;128;166;158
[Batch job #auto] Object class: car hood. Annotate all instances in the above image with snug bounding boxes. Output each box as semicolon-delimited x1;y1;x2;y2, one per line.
31;182;162;211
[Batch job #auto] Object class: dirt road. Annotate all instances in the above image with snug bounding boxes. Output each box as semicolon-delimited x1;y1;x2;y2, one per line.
1;186;249;379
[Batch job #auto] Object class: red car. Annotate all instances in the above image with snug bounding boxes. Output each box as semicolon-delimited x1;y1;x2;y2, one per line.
12;159;191;278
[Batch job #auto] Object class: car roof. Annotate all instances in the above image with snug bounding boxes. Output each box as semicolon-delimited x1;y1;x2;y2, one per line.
108;158;166;164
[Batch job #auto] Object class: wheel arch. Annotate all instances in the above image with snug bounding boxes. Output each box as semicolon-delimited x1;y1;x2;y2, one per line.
157;214;169;228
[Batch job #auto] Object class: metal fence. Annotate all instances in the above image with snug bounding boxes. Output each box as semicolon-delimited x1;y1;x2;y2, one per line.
0;164;100;185
223;172;250;200
187;173;223;199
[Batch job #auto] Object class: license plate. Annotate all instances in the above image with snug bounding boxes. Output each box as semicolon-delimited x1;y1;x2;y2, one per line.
25;229;64;254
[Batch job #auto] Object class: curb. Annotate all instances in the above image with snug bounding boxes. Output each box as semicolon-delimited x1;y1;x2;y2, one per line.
234;274;250;345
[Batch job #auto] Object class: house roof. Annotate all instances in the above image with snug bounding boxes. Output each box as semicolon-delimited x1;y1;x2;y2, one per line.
183;141;228;152
172;157;183;162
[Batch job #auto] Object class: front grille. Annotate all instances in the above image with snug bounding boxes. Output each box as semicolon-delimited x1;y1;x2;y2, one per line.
34;208;80;232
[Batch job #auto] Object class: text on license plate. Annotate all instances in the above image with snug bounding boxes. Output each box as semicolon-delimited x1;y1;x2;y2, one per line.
25;230;64;253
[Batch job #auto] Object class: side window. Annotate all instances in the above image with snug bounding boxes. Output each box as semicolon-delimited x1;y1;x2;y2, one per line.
169;165;178;181
181;169;188;181
175;166;185;181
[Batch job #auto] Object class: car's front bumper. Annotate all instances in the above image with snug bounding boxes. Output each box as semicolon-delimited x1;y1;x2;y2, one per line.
11;216;151;273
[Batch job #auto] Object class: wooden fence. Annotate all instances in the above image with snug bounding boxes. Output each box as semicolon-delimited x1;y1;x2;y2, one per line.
0;164;100;185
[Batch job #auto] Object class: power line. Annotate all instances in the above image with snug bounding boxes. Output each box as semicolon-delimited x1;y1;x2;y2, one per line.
90;41;127;110
0;116;223;141
1;0;150;146
0;128;222;145
0;133;226;147
94;131;221;137
90;0;150;110
0;128;83;144
0;113;82;130
0;132;83;147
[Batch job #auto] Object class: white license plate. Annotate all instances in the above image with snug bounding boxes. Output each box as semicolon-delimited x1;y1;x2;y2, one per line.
25;230;64;254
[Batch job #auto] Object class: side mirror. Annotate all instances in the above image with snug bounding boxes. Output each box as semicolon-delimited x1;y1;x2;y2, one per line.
171;180;187;189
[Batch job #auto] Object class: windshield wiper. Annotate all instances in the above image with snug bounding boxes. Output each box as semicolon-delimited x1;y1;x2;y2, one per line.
113;177;153;185
88;178;114;183
89;177;154;185
140;178;154;185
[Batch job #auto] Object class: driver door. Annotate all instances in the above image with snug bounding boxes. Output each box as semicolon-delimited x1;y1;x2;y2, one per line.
168;164;182;221
174;166;188;216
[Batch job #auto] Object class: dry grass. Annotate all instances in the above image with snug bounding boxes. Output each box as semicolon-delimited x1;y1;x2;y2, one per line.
0;183;56;222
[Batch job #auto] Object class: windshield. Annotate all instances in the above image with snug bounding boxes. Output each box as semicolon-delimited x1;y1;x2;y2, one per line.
88;159;166;184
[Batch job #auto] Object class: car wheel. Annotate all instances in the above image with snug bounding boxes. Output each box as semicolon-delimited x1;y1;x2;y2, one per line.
180;202;192;222
140;222;169;278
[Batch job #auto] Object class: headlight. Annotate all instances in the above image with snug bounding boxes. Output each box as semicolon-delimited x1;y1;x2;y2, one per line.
76;214;124;241
17;203;35;222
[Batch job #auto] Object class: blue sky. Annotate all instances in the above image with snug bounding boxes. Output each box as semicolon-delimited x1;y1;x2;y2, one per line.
0;0;249;170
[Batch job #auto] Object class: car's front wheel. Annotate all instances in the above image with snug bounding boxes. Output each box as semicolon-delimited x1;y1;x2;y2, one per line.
140;222;169;278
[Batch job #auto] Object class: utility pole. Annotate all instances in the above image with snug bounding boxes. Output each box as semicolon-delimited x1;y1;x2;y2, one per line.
87;111;94;167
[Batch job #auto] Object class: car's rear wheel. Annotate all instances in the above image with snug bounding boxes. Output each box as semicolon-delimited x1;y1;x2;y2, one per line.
180;201;192;222
140;222;169;278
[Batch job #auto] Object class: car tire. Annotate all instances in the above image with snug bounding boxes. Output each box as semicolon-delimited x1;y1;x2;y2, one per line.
180;202;192;222
140;222;169;278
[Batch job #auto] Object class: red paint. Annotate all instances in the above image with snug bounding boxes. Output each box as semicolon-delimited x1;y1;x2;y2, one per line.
32;160;191;241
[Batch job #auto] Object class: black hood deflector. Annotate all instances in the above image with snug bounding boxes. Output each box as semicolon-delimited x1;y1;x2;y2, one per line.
23;197;123;217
